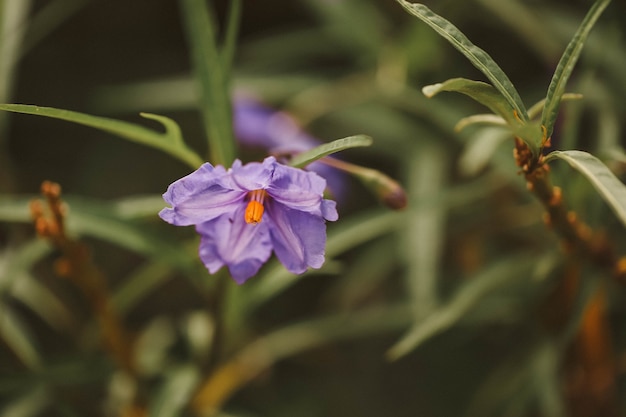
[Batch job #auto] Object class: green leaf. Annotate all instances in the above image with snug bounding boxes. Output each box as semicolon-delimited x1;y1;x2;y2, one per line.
0;386;50;417
0;104;203;169
387;256;535;360
423;78;541;152
139;112;184;145
180;0;236;165
544;150;626;227
244;210;402;312
403;146;447;319
222;0;242;76
397;0;528;121
288;135;373;168
0;240;74;332
70;212;193;269
423;78;518;125
0;195;194;271
455;114;507;132
149;365;200;417
458;127;510;176
112;240;199;316
197;305;412;410
540;0;611;140
110;195;168;220
13;273;75;332
0;239;51;294
527;93;583;120
0;306;42;369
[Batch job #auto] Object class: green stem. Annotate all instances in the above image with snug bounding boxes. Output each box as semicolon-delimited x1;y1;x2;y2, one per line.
318;157;407;210
180;0;237;166
222;0;242;76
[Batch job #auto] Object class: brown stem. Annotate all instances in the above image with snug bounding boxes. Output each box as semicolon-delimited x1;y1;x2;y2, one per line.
31;181;144;414
515;139;622;415
514;139;626;282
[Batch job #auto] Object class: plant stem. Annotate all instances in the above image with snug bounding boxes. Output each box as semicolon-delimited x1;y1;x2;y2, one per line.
514;138;626;282
31;181;144;415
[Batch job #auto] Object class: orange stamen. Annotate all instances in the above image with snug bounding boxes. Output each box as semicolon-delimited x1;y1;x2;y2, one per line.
245;190;266;224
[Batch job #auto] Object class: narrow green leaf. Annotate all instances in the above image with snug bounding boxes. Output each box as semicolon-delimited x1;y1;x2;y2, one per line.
245;173;512;312
533;342;567;417
455;114;507;132
70;210;194;271
540;0;611;140
139;112;184;145
423;78;541;152
0;194;164;223
288;135;373;168
252;305;412;363
0;306;41;369
423;78;519;125
0;195;194;271
0;104;203;168
403;146;447;319
0;240;74;331
221;0;242;76
110;194;168;219
545;150;626;227
149;365;200;417
0;386;50;417
201;305;412;409
16;276;75;331
387;256;535;360
0;239;51;293
527;93;583;120
180;0;236;166
21;0;90;58
325;238;398;308
464;341;544;417
244;210;402;312
0;0;30;139
397;0;528;121
458;127;510;176
112;240;199;315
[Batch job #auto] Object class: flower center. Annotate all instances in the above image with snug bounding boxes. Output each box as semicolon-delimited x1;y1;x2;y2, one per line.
245;189;267;224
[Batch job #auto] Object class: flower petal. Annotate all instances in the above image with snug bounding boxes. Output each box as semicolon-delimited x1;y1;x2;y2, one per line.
230;157;276;191
196;206;273;284
266;162;329;215
307;160;347;203
234;96;318;151
159;163;245;226
321;199;339;221
266;201;327;274
233;97;347;201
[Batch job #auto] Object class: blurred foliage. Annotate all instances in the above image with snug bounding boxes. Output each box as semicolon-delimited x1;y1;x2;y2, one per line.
1;0;626;416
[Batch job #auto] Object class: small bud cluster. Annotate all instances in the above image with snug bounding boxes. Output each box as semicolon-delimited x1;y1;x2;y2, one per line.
30;180;67;243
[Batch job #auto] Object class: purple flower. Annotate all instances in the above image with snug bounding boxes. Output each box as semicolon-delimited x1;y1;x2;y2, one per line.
159;156;338;284
234;96;346;200
234;96;317;152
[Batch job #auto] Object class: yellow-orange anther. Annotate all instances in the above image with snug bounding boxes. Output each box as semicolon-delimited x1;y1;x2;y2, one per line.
245;190;266;224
